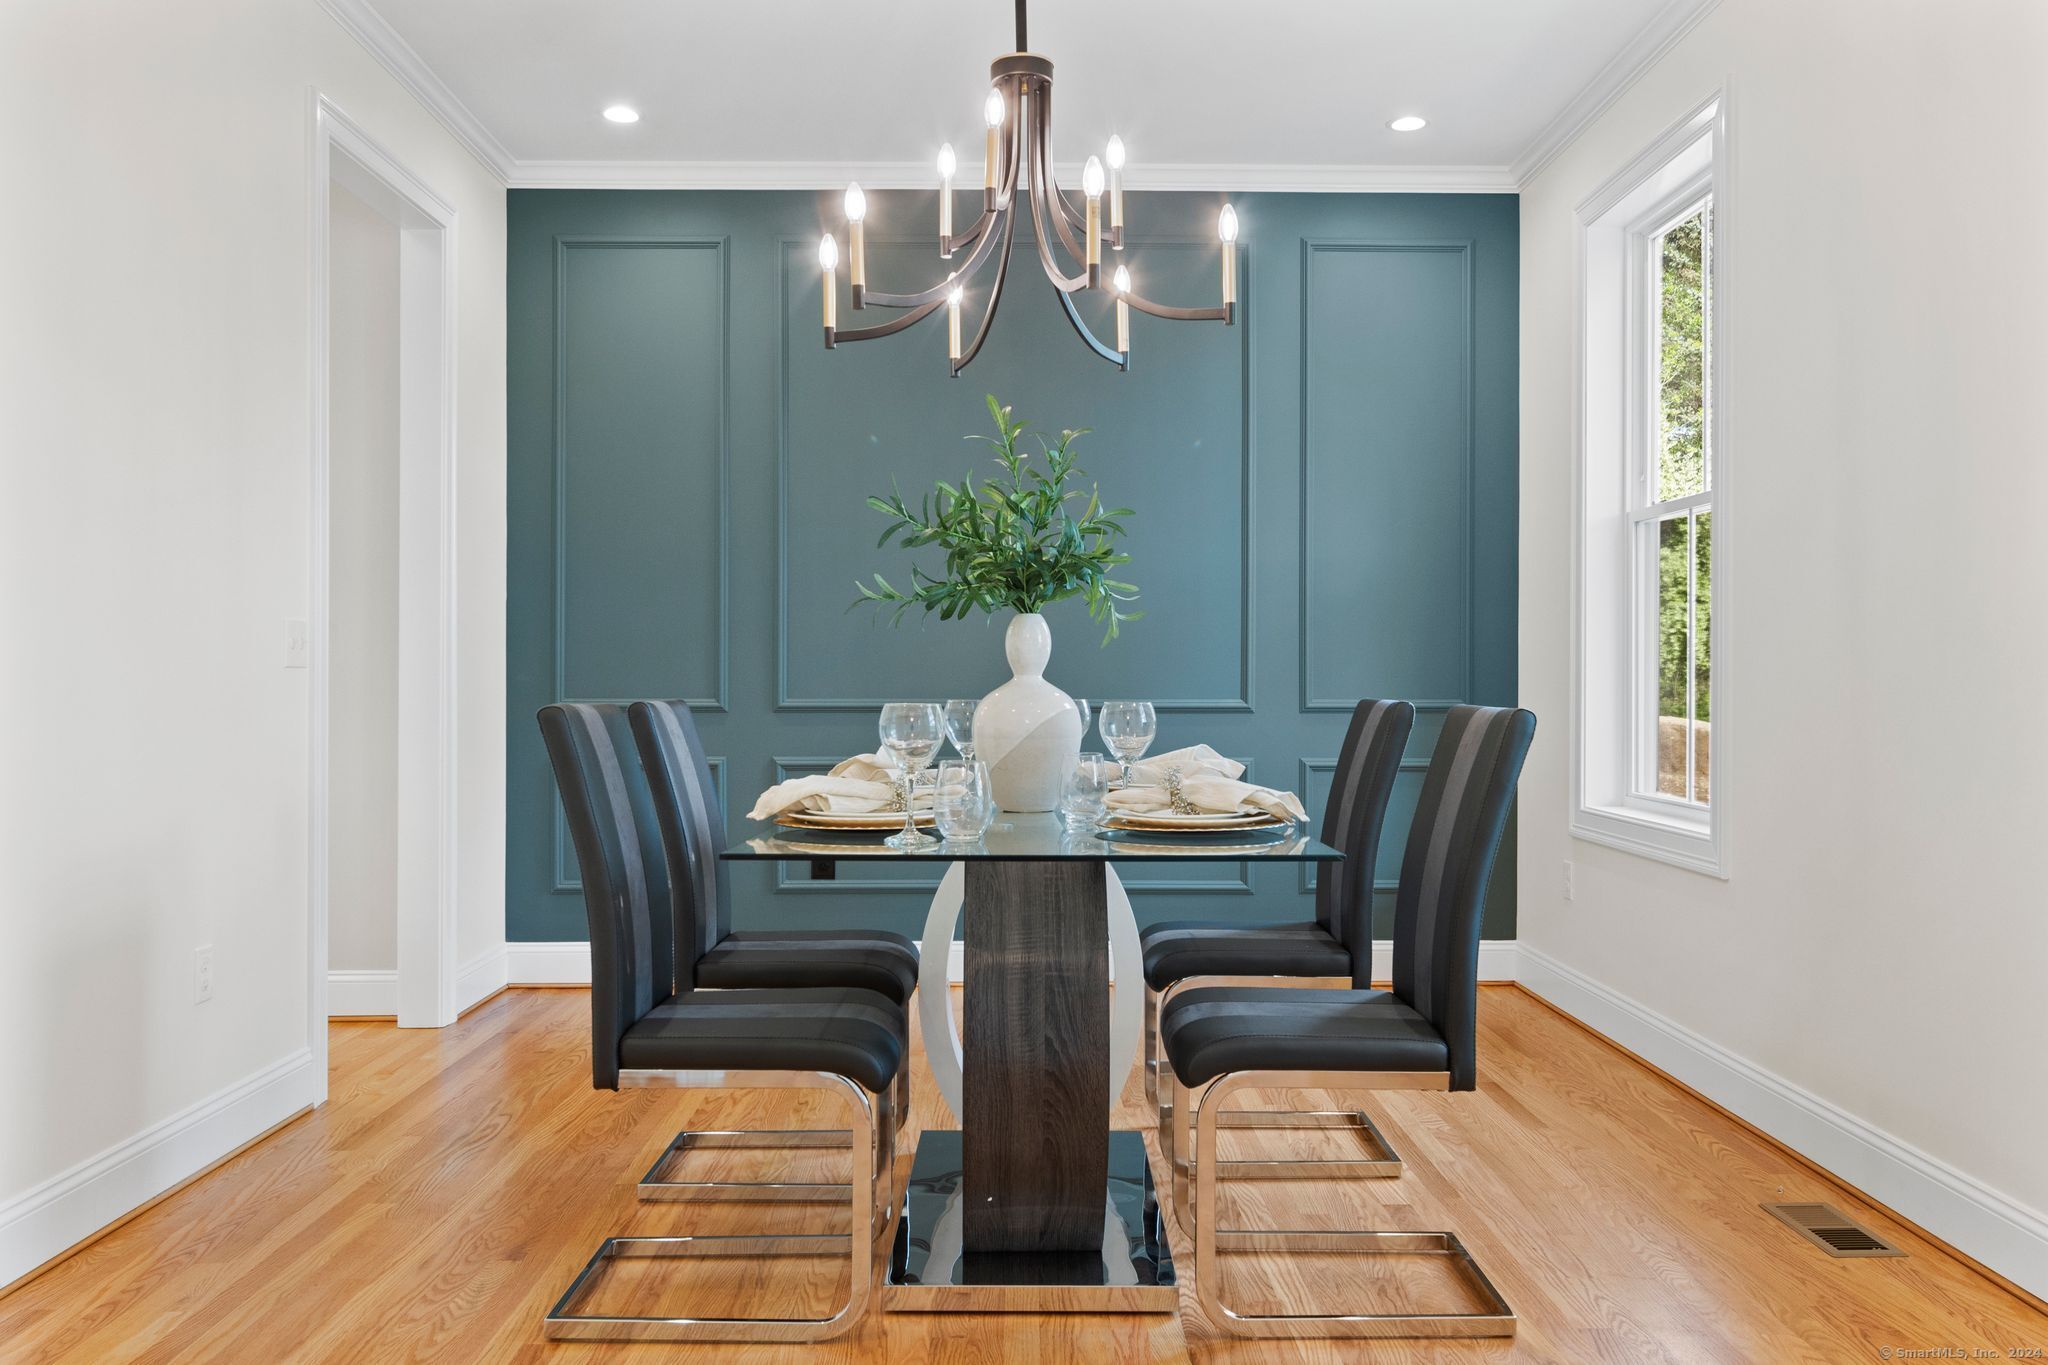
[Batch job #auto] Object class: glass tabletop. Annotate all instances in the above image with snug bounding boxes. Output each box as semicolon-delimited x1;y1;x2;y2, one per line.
721;812;1341;863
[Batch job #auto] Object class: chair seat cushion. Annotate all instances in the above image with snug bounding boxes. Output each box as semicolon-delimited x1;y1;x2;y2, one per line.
1160;985;1448;1087
695;929;920;1004
1139;920;1352;990
619;987;906;1094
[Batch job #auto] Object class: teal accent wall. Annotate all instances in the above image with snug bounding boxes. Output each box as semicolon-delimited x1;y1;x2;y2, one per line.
508;189;1518;943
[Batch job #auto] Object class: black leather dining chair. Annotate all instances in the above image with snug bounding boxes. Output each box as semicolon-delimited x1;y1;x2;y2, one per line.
628;698;917;1198
1140;698;1414;1167
538;702;905;1343
1157;704;1535;1338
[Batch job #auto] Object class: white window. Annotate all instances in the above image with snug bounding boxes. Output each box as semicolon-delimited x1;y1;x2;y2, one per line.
1573;95;1726;876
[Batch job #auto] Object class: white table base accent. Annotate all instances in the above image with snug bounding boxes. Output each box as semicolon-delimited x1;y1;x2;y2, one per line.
918;861;1142;1122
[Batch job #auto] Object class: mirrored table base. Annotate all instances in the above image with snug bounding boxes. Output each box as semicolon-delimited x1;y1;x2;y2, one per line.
885;1131;1177;1313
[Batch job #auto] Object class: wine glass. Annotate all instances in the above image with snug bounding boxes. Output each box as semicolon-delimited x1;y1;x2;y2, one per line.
1071;696;1092;738
935;759;995;843
878;703;945;850
943;699;978;760
1097;701;1157;787
1062;754;1113;831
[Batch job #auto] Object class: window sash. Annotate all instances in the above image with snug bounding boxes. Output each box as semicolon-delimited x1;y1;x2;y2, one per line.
1627;191;1713;812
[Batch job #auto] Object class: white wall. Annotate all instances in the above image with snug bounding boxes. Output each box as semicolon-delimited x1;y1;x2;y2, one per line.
0;0;504;1285
1518;0;2048;1298
327;183;401;977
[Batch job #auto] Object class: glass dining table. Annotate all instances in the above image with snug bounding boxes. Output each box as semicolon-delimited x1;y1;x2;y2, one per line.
723;812;1343;1313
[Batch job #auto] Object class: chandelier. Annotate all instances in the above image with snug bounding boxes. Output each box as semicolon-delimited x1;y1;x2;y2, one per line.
817;0;1237;374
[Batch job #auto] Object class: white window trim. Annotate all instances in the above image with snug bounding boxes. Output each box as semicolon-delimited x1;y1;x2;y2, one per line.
1570;91;1730;878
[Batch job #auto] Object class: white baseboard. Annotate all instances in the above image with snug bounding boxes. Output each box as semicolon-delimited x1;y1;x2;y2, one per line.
326;969;397;1016
1517;944;2048;1301
0;1047;318;1289
456;946;508;1012
506;940;592;985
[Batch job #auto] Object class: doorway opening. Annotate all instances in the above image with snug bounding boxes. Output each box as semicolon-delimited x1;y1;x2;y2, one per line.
310;96;459;1071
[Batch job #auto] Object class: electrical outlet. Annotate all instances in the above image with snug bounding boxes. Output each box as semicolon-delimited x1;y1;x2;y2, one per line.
284;619;310;669
194;946;215;1003
1562;859;1575;902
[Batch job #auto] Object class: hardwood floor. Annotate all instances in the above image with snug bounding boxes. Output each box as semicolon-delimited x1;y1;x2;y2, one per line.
2;985;2041;1362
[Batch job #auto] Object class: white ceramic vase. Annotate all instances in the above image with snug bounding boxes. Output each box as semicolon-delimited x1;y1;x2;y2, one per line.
974;613;1083;812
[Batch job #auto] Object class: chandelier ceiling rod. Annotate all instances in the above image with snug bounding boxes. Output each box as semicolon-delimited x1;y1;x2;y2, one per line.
817;0;1238;375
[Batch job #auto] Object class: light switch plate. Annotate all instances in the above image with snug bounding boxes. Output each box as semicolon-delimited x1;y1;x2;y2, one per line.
284;619;310;669
194;945;215;1003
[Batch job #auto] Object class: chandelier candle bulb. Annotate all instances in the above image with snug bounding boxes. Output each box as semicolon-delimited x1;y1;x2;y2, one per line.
1218;203;1239;307
937;143;957;245
1113;264;1131;353
1082;156;1105;272
1106;135;1126;238
984;89;1003;191
819;234;838;331
844;182;867;295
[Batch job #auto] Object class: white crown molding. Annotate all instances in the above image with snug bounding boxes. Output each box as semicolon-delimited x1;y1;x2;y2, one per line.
0;1048;317;1289
505;159;1517;194
1510;0;1723;187
314;0;517;180
1518;945;2048;1302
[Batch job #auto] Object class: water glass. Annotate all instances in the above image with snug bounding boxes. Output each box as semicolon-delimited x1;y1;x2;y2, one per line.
878;702;945;849
934;759;994;843
943;699;978;760
1097;701;1157;786
1061;753;1113;830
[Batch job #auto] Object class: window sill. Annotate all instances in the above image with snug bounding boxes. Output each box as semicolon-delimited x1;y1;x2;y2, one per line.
1571;802;1725;879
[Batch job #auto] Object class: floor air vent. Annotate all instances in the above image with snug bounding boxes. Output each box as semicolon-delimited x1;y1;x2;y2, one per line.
1763;1203;1906;1258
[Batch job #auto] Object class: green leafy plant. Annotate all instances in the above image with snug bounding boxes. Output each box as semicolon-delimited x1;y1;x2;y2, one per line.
854;395;1141;643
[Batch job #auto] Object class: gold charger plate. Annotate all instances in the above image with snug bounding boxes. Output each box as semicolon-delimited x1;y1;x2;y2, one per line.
1105;811;1288;833
776;810;936;832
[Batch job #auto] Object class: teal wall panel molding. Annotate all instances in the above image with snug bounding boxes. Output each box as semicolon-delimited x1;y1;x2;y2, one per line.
507;189;1518;942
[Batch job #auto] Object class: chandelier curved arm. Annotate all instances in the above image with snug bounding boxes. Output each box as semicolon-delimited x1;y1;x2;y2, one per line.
827;291;948;345
1036;82;1119;252
951;192;1020;374
1120;285;1233;324
941;202;997;260
1026;113;1092;293
860;97;1025;309
858;208;1011;309
1053;282;1128;369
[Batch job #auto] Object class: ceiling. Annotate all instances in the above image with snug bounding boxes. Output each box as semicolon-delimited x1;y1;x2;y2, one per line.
333;0;1713;187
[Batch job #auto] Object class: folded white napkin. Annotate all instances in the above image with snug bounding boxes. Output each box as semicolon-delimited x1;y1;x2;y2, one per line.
747;752;932;820
1123;745;1244;785
1105;746;1307;823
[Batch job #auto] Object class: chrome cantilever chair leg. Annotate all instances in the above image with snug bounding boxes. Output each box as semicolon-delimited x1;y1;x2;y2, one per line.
545;1070;888;1343
639;1067;908;1212
1172;1068;1516;1339
1151;977;1404;1179
639;1023;911;1204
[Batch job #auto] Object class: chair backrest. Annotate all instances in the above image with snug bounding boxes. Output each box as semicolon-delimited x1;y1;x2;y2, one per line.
537;702;677;1089
1389;705;1536;1090
1315;699;1416;958
628;699;732;990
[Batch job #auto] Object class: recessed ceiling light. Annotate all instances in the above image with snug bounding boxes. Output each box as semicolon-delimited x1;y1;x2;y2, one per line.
1389;115;1428;132
603;105;640;124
